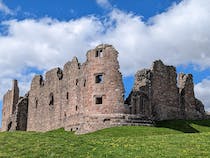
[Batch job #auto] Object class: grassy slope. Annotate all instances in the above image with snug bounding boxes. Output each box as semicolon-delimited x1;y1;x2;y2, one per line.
1;120;210;157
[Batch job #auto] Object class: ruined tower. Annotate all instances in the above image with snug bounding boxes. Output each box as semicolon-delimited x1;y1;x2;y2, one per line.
1;80;28;131
126;60;205;121
1;80;19;131
27;44;125;133
1;45;206;134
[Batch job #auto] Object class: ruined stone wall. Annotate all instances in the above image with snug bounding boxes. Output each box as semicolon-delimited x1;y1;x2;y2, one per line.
151;60;180;120
1;80;19;131
27;44;125;132
84;45;125;115
2;90;12;131
2;45;206;133
127;60;205;121
178;73;205;119
125;69;152;118
15;96;28;131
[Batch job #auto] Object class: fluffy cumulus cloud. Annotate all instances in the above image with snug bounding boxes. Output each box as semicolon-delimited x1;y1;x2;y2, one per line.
0;0;210;110
0;0;13;15
195;79;210;111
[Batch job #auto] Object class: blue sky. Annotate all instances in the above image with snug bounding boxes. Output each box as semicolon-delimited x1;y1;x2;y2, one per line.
0;0;210;126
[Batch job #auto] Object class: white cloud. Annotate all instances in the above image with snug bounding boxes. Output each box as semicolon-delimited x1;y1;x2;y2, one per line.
195;79;210;111
0;0;210;111
96;0;112;9
0;0;13;15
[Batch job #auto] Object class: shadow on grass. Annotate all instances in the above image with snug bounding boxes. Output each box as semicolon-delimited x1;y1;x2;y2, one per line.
155;120;210;133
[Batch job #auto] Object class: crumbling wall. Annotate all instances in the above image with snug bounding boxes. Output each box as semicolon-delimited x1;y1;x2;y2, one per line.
125;69;152;118
1;80;28;131
27;44;125;132
178;73;205;119
16;95;28;131
1;80;19;131
151;60;180;120
127;60;205;121
84;44;125;115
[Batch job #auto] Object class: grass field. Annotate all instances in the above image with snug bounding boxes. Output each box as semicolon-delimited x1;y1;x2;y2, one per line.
1;120;210;157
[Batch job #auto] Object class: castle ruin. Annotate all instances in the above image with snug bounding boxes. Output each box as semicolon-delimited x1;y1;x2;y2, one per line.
1;44;206;134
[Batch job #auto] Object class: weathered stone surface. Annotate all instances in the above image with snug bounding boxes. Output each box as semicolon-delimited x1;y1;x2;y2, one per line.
27;44;125;133
178;73;205;119
127;60;206;121
1;80;28;131
1;44;206;134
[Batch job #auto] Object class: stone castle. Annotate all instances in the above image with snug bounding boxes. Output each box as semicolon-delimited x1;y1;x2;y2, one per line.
1;44;206;134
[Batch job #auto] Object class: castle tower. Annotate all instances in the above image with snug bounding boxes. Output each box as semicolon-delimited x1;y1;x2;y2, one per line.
1;80;19;131
84;44;125;115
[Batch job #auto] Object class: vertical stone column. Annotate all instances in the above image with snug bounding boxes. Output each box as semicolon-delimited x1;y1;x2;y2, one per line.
11;80;19;114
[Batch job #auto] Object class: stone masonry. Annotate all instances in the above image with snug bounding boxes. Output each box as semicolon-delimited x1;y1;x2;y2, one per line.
1;45;206;134
126;60;205;121
1;80;28;131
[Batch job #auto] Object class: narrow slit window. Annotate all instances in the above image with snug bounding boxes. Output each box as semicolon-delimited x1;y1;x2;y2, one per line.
95;74;103;83
49;93;54;106
96;97;103;104
76;79;78;86
35;98;38;109
66;92;69;100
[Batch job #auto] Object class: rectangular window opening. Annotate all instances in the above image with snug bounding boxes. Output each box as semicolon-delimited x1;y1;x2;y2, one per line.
66;92;69;100
96;97;103;104
95;74;103;83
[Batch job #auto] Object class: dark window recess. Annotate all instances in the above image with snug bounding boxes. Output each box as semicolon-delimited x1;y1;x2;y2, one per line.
95;49;103;57
95;74;103;83
66;92;69;100
39;75;44;86
35;98;38;108
49;93;54;106
57;68;63;80
84;79;86;87
76;106;78;111
103;118;110;122
7;122;12;131
76;79;79;86
96;97;103;104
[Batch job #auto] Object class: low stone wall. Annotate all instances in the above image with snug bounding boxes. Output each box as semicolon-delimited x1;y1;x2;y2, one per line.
64;113;154;134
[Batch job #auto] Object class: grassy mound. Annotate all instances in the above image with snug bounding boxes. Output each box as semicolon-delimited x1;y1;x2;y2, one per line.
0;120;210;157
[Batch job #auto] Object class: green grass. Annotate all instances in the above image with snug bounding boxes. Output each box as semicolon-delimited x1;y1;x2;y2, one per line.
1;120;210;157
